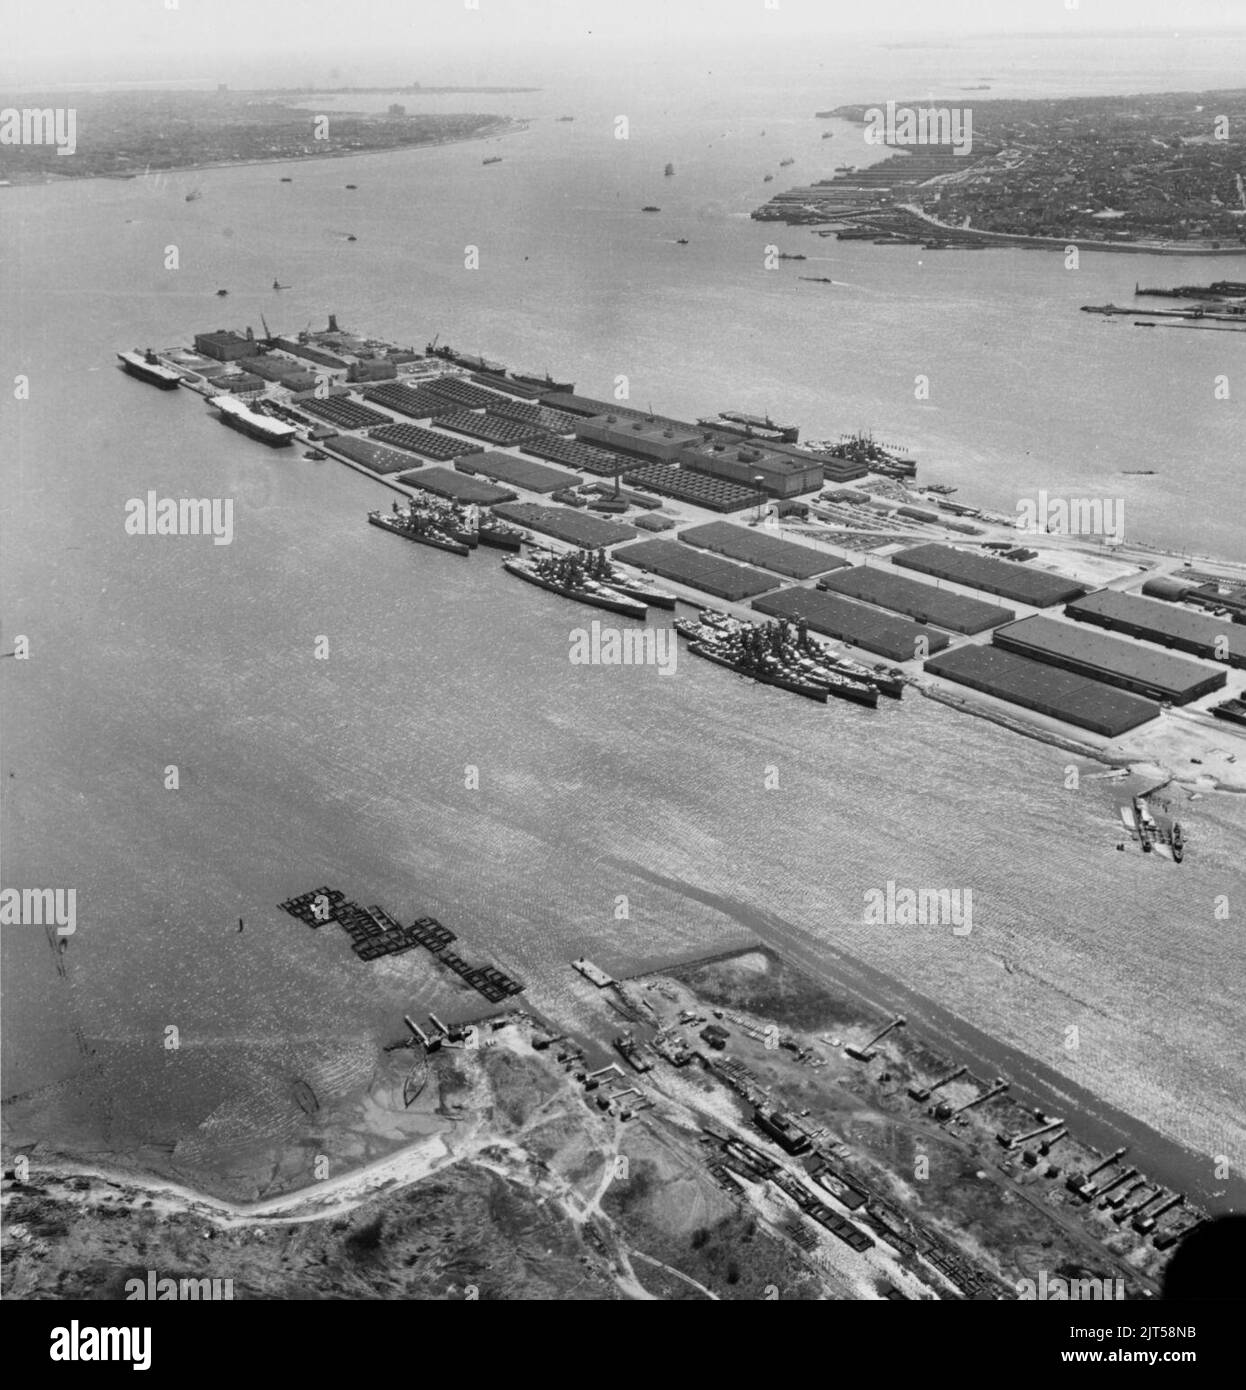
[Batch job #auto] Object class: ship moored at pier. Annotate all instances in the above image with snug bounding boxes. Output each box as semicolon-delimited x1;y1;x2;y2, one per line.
117;349;182;390
211;395;297;446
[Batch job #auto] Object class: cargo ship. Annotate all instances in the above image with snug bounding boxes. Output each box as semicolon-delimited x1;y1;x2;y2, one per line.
117;349;182;390
509;369;576;393
718;410;800;444
211;396;297;447
503;553;648;620
368;506;471;556
425;340;507;374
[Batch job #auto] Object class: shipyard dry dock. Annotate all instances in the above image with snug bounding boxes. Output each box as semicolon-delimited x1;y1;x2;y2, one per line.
817;564;1016;634
679;521;849;580
924;645;1159;736
994;615;1227;705
892;543;1088;608
1065;588;1246;670
753;586;950;663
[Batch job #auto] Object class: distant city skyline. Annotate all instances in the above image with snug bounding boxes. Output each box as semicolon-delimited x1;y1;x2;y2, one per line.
4;0;1246;88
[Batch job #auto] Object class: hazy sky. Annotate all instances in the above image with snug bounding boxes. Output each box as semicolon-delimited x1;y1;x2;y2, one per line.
5;0;1246;86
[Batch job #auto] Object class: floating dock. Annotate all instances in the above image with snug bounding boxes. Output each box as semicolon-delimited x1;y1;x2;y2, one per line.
572;957;613;987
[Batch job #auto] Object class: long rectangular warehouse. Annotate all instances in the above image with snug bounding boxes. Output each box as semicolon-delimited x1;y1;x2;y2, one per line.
611;540;778;602
491;502;636;548
892;543;1086;607
456;451;581;494
679;521;849;580
993;615;1226;704
400;466;517;505
817;564;1015;634
1065;588;1246;670
328;435;424;475
925;645;1158;738
752;587;949;662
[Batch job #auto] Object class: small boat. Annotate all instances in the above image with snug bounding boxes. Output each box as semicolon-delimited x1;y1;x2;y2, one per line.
556;115;575;122
185;189;201;202
280;176;293;182
800;276;835;284
1170;822;1185;864
303;448;327;461
641;205;661;213
763;174;774;182
273;279;291;290
483;156;503;165
346;234;357;242
777;253;807;261
293;1080;319;1116
345;183;358;189
779;158;795;167
216;288;229;297
675;238;690;245
664;163;675;176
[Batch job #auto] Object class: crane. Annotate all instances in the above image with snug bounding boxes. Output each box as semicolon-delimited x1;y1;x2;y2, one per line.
998;1114;1064;1150
1113;1184;1159;1226
1095;1168;1140;1207
908;1064;966;1102
933;1076;1008;1122
1066;1146;1127;1199
1134;1192;1183;1235
845;1015;906;1061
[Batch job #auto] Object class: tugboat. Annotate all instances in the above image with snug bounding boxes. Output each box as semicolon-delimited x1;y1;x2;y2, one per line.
504;550;648;619
368;502;471;556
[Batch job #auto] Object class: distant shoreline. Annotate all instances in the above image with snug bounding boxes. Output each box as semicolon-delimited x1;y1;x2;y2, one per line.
0;115;527;189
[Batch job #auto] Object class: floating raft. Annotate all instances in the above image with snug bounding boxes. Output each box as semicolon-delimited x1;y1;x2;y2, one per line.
282;887;524;1001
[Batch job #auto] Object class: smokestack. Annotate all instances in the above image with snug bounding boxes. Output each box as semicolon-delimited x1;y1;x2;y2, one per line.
328;313;339;333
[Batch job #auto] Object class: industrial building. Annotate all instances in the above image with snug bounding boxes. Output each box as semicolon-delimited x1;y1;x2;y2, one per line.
576;413;703;464
237;355;318;392
993;615;1227;705
492;502;637;548
679;438;823;498
193;329;255;362
611;540;778;601
925;645;1159;738
1065;589;1246;669
892;543;1087;607
325;436;418;476
680;521;848;579
456;450;580;495
623;463;758;512
401;466;517;505
817;564;1016;634
752;586;949;663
